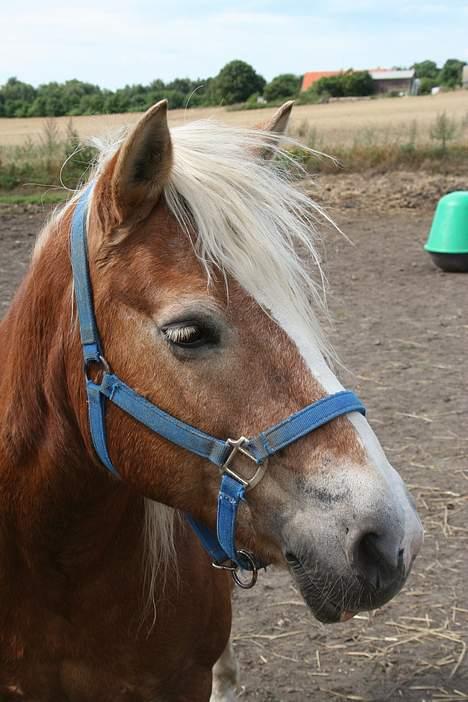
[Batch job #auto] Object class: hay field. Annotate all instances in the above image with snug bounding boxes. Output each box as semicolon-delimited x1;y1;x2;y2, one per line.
0;91;467;148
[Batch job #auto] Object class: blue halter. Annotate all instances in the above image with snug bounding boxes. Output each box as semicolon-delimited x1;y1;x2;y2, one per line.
70;187;366;584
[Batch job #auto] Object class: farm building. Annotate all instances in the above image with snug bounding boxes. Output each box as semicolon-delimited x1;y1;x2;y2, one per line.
463;65;468;88
301;71;341;92
301;68;416;95
369;69;416;95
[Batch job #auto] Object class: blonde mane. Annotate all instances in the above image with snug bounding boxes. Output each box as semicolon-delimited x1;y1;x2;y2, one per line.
165;121;330;354
47;118;334;621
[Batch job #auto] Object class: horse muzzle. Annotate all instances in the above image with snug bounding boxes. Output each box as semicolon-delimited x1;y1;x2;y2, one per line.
286;542;408;623
282;486;422;622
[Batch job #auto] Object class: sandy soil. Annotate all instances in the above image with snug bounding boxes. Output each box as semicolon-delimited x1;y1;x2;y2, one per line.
0;179;467;701
0;91;467;147
230;202;468;701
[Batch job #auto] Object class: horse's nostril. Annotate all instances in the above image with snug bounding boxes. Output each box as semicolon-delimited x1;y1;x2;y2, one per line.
352;532;403;591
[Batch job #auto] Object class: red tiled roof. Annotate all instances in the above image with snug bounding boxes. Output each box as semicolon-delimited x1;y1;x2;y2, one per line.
301;71;341;92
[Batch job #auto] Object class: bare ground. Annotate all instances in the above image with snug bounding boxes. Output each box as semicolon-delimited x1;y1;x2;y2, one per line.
311;171;468;213
0;175;467;701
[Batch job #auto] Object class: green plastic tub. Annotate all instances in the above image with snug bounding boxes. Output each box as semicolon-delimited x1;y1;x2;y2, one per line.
425;191;468;272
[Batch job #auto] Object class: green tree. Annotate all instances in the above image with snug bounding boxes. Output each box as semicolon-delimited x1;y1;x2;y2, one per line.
187;77;218;107
60;79;103;113
1;77;36;116
149;79;166;92
413;60;439;79
160;90;186;109
342;70;374;96
419;77;438;95
77;92;108;115
264;74;301;102
313;70;373;98
439;58;465;88
213;60;266;104
314;74;344;97
166;77;193;94
33;82;69;116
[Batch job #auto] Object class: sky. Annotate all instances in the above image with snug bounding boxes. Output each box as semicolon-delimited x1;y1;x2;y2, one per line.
2;1;467;89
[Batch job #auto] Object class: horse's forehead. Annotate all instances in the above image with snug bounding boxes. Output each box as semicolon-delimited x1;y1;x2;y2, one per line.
113;202;244;305
107;200;317;387
140;201;195;262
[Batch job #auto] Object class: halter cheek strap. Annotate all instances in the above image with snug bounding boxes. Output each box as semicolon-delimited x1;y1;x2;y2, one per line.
70;187;366;580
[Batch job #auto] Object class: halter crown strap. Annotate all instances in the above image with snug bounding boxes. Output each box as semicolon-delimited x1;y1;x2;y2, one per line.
70;185;103;365
70;187;366;573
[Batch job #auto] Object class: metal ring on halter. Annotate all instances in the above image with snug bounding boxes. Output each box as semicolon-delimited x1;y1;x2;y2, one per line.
84;355;110;383
212;560;237;573
211;550;260;589
231;550;259;589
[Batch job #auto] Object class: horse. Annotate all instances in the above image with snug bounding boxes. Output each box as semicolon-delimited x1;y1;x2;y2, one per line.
0;99;423;701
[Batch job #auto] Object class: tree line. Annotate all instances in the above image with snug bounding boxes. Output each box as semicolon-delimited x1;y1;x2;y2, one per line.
0;58;465;118
412;59;466;93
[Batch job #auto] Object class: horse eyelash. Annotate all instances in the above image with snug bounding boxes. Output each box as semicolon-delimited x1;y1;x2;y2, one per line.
164;325;199;344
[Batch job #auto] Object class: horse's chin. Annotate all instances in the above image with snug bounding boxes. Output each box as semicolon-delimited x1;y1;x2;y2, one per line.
286;552;362;624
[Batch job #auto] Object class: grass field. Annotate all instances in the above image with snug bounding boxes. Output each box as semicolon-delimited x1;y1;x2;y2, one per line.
1;91;467;147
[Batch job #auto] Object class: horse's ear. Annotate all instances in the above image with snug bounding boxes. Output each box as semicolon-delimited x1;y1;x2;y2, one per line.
255;100;294;159
259;100;294;135
110;100;172;225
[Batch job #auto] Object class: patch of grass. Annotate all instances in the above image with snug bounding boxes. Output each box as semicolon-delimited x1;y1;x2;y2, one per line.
289;113;468;175
291;141;468;175
0;118;97;192
0;191;70;205
430;111;459;154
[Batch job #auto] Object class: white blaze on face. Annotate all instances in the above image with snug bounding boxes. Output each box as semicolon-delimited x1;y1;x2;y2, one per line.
273;309;423;568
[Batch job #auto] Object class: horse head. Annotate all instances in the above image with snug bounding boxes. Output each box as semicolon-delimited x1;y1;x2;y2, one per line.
71;100;422;623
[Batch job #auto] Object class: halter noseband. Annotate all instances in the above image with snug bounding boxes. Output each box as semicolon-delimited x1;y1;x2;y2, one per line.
70;187;366;587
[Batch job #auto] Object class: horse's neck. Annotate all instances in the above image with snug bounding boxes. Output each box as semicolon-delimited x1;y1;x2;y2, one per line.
0;220;73;463
0;220;143;599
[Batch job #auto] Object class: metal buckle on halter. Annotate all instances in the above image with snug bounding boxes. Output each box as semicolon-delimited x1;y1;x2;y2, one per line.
212;549;260;589
221;437;268;492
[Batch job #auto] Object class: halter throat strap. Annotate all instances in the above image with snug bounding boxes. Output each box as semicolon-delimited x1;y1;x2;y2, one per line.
70;187;366;575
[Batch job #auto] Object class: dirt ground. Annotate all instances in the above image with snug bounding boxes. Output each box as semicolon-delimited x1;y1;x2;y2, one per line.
1;90;467;147
0;174;467;701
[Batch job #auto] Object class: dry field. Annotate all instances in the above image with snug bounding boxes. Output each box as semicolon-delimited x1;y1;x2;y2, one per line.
0;91;467;148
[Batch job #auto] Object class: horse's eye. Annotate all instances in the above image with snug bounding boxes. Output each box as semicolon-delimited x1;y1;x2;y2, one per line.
162;322;215;349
